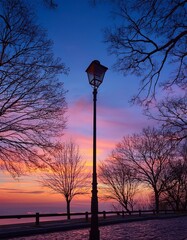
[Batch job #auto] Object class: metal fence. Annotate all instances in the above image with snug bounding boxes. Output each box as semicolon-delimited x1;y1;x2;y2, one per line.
0;209;186;226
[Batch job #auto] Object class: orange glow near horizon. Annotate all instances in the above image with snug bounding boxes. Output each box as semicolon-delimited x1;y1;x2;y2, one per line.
0;0;158;216
0;98;150;214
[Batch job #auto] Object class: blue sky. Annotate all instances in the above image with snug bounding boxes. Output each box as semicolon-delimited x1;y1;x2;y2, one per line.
37;0;141;103
33;0;152;159
0;0;154;215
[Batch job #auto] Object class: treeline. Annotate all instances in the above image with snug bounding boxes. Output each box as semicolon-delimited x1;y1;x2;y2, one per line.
97;0;187;213
99;127;187;213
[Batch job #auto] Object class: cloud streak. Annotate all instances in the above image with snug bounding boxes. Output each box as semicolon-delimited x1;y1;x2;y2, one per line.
66;97;151;137
0;188;44;194
64;97;153;163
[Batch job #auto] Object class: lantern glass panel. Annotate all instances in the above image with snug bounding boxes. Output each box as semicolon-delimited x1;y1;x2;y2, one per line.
86;60;108;89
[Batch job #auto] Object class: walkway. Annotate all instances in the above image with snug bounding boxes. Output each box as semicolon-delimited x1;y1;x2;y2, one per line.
0;213;186;239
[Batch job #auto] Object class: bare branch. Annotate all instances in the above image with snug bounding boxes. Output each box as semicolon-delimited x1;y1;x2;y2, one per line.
112;127;176;212
39;141;90;219
99;154;139;212
104;0;187;103
146;95;187;142
0;0;68;176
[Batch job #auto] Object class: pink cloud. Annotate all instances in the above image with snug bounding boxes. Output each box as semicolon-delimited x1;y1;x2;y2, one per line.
66;97;152;137
63;97;155;164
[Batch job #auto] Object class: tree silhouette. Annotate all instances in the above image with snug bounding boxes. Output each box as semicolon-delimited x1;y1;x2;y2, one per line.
40;141;89;219
161;141;187;211
103;0;186;102
0;0;67;176
99;157;138;213
112;127;175;212
146;96;187;141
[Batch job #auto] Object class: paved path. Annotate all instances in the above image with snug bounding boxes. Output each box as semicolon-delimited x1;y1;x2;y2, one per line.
0;213;186;239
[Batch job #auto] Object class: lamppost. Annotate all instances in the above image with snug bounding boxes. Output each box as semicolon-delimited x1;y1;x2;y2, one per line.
86;60;108;240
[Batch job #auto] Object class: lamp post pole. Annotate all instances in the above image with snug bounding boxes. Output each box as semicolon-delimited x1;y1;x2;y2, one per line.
90;87;100;240
86;60;108;240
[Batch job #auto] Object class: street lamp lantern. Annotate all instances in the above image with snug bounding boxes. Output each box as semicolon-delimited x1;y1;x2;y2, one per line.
86;60;108;89
86;60;108;240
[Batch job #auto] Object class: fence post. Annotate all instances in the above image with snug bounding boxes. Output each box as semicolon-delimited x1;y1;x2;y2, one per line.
85;212;89;222
35;212;40;226
103;211;106;219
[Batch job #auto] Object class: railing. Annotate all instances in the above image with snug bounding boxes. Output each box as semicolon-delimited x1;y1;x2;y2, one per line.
0;209;186;226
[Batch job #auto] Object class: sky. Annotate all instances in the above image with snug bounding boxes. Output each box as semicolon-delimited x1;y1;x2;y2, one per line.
0;0;155;216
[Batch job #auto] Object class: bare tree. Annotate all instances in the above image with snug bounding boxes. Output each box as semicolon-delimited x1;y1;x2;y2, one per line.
40;141;89;219
161;141;187;211
146;96;187;141
99;156;138;213
112;127;175;212
0;0;67;176
103;0;187;102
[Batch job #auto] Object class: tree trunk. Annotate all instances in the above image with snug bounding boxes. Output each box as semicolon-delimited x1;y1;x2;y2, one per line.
154;191;160;213
121;202;132;215
176;198;180;212
66;199;71;220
